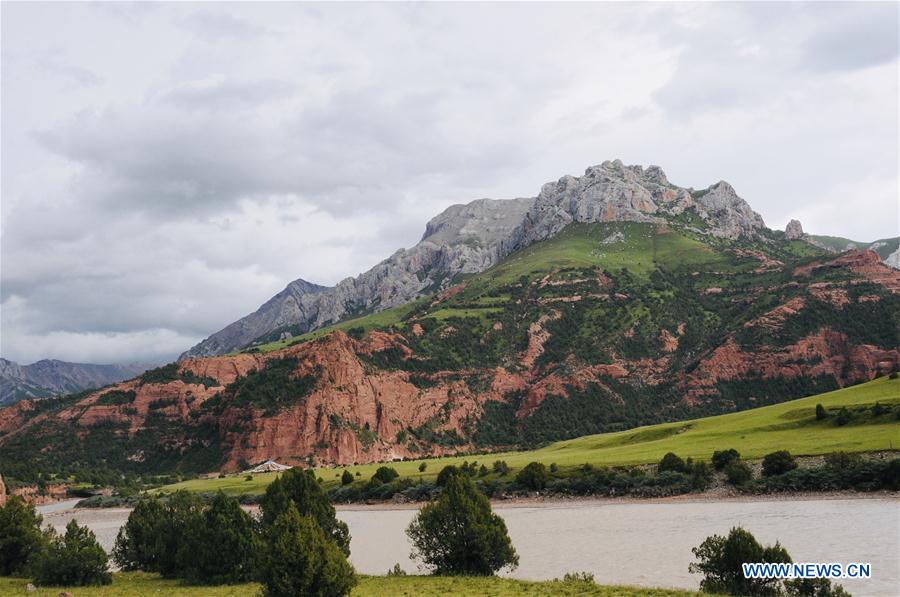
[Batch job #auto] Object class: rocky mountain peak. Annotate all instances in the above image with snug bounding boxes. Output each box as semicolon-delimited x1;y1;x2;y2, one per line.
785;219;804;240
516;161;765;249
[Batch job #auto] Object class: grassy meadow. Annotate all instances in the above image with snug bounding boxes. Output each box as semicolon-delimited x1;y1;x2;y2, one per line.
159;376;900;497
0;573;705;596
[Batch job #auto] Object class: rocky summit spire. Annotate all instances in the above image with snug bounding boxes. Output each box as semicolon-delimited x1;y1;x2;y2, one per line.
785;219;804;240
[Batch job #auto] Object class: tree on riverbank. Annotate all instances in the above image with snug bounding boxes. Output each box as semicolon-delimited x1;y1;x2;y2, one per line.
260;468;351;556
407;474;518;575
32;520;111;587
255;503;356;597
0;496;47;575
690;526;849;596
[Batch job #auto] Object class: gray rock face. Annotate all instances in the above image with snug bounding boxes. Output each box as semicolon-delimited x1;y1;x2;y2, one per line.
511;160;765;249
785;219;804;240
0;358;151;406
182;160;768;357
179;278;329;357
885;247;900;270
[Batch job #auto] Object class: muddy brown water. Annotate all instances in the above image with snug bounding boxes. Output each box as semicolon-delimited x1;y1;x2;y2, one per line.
40;496;899;595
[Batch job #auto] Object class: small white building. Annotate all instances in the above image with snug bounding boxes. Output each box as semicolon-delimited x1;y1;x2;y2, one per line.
244;460;293;474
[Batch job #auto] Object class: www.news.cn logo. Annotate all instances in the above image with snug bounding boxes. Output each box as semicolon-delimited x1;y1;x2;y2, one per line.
742;562;872;580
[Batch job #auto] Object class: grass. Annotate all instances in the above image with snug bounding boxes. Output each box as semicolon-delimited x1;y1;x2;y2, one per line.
426;307;504;321
159;376;900;496
468;222;733;290
0;573;703;596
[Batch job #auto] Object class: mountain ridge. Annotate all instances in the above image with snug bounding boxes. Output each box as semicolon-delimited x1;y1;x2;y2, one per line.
0;358;151;406
182;160;771;358
4;217;898;477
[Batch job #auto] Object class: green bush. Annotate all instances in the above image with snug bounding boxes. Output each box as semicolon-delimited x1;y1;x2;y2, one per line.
724;461;753;486
113;492;205;578
407;474;518;575
687;459;714;491
371;466;399;485
689;526;790;596
0;496;48;575
658;452;688;474
418;462;427;472
260;468;351;556
112;497;168;572
835;407;852;426
516;462;549;490
492;460;509;475
815;403;828;420
784;577;851;596
823;452;862;471
179;493;255;584
762;451;798;477
711;449;741;471
256;503;356;597
341;470;354;485
386;563;407;576
436;465;461;487
32;520;111;587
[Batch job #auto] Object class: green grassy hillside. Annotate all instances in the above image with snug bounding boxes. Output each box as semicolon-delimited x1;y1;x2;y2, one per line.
160;376;900;496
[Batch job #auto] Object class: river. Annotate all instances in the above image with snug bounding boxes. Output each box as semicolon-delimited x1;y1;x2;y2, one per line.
39;496;899;595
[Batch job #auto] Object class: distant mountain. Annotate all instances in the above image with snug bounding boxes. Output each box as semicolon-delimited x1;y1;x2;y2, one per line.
0;358;152;405
178;278;330;358
183;160;769;358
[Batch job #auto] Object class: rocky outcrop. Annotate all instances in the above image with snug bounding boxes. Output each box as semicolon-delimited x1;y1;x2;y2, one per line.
184;160;768;358
885;247;900;270
684;330;899;402
10;483;68;506
785;219;804;240
512;162;765;250
0;473;6;506
794;250;900;293
0;358;150;406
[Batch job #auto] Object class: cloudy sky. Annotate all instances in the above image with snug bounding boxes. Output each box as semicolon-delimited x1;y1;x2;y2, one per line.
2;2;898;366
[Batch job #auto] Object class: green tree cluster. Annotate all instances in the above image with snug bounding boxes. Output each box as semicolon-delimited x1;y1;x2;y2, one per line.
32;520;111;587
0;496;48;576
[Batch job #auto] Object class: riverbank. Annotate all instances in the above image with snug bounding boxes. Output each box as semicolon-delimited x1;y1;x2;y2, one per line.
333;488;900;511
0;573;704;597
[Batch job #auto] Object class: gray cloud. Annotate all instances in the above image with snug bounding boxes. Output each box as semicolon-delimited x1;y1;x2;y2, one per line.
1;2;897;365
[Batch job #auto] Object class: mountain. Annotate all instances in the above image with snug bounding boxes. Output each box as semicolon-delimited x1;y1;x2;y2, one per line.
182;160;769;358
0;358;152;406
179;278;330;357
2;160;897;480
